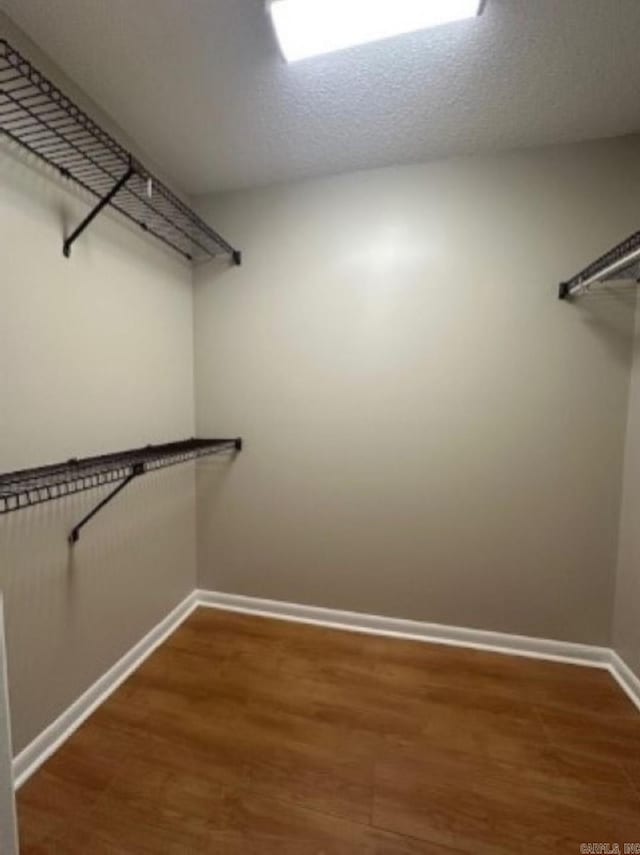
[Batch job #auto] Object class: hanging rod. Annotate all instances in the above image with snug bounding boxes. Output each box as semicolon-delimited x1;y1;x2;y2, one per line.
0;438;242;544
559;230;640;299
0;38;241;265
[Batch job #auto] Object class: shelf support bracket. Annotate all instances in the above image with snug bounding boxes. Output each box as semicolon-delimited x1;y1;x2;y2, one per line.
63;162;135;258
69;462;143;544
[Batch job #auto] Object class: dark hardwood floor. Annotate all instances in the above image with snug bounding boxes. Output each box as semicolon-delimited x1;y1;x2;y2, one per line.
17;608;640;853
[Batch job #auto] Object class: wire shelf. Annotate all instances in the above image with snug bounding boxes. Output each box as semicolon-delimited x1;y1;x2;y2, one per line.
559;230;640;299
0;38;240;264
0;438;242;516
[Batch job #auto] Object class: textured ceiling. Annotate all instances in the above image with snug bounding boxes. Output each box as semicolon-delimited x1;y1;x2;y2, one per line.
2;0;640;195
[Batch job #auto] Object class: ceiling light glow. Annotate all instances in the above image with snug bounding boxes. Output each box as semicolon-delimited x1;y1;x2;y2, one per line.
268;0;484;63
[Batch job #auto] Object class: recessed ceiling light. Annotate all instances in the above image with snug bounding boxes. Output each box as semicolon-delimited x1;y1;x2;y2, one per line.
268;0;484;63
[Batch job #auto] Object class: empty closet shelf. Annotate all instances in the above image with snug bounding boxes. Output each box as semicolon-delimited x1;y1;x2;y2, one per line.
559;229;640;299
0;38;241;264
0;438;242;543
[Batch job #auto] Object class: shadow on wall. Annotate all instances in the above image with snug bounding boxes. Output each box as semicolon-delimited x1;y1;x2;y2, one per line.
571;283;638;366
0;464;196;752
196;455;238;511
197;255;234;276
0;138;76;237
0;138;188;269
195;454;240;586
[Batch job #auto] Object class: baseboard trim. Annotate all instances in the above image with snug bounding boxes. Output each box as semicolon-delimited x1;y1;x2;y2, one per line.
12;591;198;790
608;650;640;713
12;587;640;790
195;590;612;668
198;591;640;711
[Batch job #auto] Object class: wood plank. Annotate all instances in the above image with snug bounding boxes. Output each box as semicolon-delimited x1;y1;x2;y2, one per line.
17;608;640;854
373;747;640;854
538;704;640;763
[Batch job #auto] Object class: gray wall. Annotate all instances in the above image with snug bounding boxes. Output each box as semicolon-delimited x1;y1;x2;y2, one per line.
2;5;640;760
194;138;639;645
614;296;640;676
0;14;197;753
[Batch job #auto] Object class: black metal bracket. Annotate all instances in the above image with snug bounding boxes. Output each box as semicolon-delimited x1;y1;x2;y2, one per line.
69;462;143;543
232;249;242;266
1;38;241;264
63;163;135;258
0;438;242;542
558;281;570;300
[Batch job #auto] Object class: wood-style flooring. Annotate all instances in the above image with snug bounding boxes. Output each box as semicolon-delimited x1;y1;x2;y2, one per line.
17;608;640;853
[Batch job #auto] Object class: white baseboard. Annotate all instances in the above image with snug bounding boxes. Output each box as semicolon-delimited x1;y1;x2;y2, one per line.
197;590;640;713
12;588;640;790
196;589;612;667
608;650;640;713
12;591;198;790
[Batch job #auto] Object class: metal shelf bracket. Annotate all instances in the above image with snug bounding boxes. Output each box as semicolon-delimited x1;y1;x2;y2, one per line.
63;162;135;258
1;38;241;264
68;461;142;543
0;438;243;545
